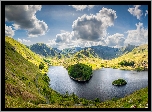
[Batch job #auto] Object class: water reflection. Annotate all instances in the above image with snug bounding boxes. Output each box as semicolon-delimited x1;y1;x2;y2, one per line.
48;66;148;101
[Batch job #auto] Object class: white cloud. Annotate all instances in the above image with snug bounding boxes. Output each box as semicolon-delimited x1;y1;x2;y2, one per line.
55;32;75;43
47;7;117;49
72;7;117;41
128;5;143;20
18;38;22;43
69;5;95;11
46;40;55;48
23;39;31;42
60;30;68;33
5;24;15;37
18;38;31;43
5;5;48;37
145;10;148;16
47;31;108;50
106;33;125;47
13;24;20;30
124;22;148;46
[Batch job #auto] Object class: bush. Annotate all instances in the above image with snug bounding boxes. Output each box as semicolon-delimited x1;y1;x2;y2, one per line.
67;63;92;81
39;62;45;70
135;66;144;72
118;60;135;66
112;79;127;86
94;98;100;102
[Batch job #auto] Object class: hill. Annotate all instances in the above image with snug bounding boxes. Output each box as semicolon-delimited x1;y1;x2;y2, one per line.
5;37;49;107
4;36;148;108
104;44;148;71
29;43;61;58
28;43;136;60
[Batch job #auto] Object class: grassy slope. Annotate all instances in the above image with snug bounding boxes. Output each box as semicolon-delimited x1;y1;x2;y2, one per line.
49;49;105;70
104;44;148;71
5;37;148;108
5;36;53;108
49;44;148;71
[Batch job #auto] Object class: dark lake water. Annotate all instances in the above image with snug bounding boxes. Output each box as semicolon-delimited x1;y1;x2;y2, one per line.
47;66;148;101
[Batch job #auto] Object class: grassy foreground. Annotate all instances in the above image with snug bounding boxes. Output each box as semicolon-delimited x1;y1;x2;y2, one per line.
44;87;148;108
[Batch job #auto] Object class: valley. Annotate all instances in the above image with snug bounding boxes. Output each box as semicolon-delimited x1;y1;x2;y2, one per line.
5;36;148;108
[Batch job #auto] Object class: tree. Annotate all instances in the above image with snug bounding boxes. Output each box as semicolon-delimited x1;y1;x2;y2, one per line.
39;62;45;70
67;63;92;81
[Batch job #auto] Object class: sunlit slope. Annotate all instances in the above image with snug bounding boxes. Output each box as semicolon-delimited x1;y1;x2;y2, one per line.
104;44;148;70
5;36;48;71
5;37;51;108
5;37;148;108
48;47;104;70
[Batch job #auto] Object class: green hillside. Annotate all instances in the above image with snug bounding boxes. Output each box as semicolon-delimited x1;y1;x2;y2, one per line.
5;36;148;108
103;44;148;71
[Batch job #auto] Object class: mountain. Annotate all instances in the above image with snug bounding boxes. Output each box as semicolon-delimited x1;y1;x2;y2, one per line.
105;44;148;71
29;43;136;60
29;43;61;57
60;47;82;58
4;36;148;108
88;44;136;59
74;47;99;58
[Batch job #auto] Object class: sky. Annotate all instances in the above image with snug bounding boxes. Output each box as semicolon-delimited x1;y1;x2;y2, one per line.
5;5;148;50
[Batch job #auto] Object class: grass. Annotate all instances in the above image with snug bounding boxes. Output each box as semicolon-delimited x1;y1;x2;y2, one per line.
5;36;148;108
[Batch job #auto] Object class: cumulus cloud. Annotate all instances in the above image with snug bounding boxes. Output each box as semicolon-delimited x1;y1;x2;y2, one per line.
124;22;148;46
145;10;148;16
106;33;125;47
46;39;57;48
72;7;117;41
18;38;31;43
128;5;143;20
55;32;74;43
47;30;107;50
18;38;22;43
69;5;94;11
12;24;20;30
5;5;48;37
47;7;117;49
5;24;15;37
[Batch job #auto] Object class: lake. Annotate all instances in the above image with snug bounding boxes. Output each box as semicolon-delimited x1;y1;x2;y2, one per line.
47;66;148;101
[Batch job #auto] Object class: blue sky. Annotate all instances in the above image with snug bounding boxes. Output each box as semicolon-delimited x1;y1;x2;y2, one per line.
5;5;148;50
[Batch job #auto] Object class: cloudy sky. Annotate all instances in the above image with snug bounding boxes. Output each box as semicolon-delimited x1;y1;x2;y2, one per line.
5;5;148;50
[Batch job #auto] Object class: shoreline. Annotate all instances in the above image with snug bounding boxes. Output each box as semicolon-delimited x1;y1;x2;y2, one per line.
69;75;93;82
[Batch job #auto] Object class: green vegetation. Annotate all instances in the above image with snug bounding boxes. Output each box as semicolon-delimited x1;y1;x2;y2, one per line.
5;36;148;108
118;60;135;66
112;79;127;86
39;62;45;70
67;63;92;81
104;44;148;71
5;39;48;107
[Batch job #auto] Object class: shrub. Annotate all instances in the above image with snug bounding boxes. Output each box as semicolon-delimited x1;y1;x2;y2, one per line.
135;66;144;72
118;60;135;66
39;62;45;70
67;63;92;81
112;79;127;86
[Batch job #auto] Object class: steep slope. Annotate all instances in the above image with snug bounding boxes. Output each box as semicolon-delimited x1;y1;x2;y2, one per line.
5;37;47;70
29;43;61;58
29;42;136;60
74;48;99;58
89;44;136;59
104;44;148;71
4;37;148;108
5;37;51;108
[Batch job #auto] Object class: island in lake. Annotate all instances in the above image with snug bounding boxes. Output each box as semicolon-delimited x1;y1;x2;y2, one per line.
67;63;93;81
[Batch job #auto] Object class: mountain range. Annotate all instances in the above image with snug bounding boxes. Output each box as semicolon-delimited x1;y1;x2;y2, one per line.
29;43;137;59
